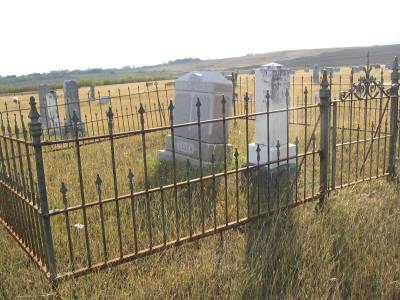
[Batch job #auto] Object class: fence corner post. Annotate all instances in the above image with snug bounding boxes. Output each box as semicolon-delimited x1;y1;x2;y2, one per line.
319;70;330;205
389;57;399;178
28;96;58;284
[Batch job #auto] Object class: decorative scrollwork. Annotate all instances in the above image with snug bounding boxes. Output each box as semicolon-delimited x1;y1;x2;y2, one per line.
340;52;390;101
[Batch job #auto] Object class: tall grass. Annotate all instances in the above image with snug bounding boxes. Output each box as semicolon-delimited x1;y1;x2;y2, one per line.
0;67;398;297
0;179;398;298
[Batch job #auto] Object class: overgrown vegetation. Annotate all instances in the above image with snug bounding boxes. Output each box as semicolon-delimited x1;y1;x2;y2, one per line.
0;69;398;298
0;180;398;298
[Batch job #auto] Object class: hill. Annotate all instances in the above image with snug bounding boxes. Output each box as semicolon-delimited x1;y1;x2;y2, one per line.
137;44;400;74
1;44;399;94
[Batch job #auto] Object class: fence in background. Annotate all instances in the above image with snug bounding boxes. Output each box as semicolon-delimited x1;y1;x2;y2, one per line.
0;57;398;285
0;66;388;143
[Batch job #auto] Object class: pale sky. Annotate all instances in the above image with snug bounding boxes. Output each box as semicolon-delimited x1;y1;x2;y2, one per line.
1;0;399;76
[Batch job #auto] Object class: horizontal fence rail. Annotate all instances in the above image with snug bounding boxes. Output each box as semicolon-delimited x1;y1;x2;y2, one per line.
0;56;398;285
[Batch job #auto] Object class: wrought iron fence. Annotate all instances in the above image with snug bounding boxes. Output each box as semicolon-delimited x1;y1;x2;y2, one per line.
0;56;398;286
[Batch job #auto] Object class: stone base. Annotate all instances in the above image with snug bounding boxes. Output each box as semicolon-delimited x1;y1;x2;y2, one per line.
248;143;296;167
245;163;298;214
61;122;86;138
158;135;232;167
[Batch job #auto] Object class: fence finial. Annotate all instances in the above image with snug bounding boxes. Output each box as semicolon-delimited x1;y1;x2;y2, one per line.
127;168;134;192
319;70;329;100
234;148;239;160
106;106;114;120
196;97;201;118
71;110;79;125
28;96;42;138
60;182;68;209
244;92;249;103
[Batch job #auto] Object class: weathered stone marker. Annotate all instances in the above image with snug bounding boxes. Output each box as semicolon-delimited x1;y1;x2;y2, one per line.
313;64;320;84
89;84;96;100
63;80;84;136
39;84;49;126
159;71;232;166
100;95;111;104
45;91;60;132
248;63;296;167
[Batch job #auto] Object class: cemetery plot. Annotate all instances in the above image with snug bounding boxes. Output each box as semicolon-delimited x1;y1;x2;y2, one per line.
0;56;397;285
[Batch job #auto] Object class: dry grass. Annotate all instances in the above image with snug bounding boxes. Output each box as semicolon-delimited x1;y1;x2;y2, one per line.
0;179;399;298
0;67;398;298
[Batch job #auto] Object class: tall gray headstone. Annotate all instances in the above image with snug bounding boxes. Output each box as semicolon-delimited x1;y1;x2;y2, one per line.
39;84;49;127
248;63;296;167
89;84;96;100
63;80;84;136
158;72;233;166
313;64;320;84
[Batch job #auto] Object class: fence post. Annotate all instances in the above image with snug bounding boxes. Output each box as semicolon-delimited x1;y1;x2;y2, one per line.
388;57;399;178
28;96;58;284
319;70;330;205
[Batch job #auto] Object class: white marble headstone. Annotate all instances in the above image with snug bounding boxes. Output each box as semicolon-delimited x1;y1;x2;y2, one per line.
45;91;60;129
249;63;296;166
254;63;290;146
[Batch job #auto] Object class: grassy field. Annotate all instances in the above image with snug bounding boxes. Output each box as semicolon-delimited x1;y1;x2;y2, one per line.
0;179;399;298
0;67;399;298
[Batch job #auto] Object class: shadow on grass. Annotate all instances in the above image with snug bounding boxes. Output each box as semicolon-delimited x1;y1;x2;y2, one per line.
242;165;301;298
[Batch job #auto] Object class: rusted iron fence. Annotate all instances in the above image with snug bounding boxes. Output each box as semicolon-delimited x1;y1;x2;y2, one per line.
0;57;398;286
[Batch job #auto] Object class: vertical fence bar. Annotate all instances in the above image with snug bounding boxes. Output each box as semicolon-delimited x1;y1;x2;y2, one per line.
28;96;58;284
127;169;138;254
138;104;153;250
95;175;108;262
107;108;123;257
244;92;250;216
319;71;330;205
72;111;91;268
221;96;228;225
331;101;337;190
60;183;74;270
168;101;179;241
388;57;399;177
196;97;205;234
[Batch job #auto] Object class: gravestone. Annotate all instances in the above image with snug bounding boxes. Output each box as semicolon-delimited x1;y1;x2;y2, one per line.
39;84;49;126
89;84;96;100
248;63;296;167
158;71;233;166
100;95;111;104
313;64;320;84
314;93;319;103
45;91;60;132
63;80;84;136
